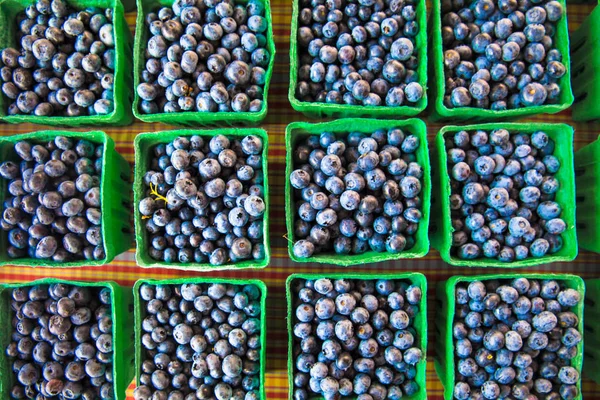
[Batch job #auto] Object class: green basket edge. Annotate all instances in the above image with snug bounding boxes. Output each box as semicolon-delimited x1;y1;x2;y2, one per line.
0;130;132;267
132;128;271;271
432;122;578;268
132;277;268;400
429;0;574;121
131;0;276;126
285;272;428;400
583;278;600;384
0;0;134;126
434;273;585;400
287;0;428;118
0;278;134;400
284;118;431;266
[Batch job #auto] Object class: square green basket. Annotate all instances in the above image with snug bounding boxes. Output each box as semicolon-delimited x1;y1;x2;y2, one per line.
284;118;431;266
428;0;573;122
288;0;428;119
0;278;135;400
570;5;600;121
431;123;577;267
0;0;134;126
132;0;276;126
584;279;600;384
133;128;270;270
0;130;133;267
286;272;428;400
133;277;267;399
573;135;600;252
435;273;585;400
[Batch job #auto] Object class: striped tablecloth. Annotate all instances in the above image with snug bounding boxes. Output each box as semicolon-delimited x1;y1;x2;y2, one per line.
1;1;600;398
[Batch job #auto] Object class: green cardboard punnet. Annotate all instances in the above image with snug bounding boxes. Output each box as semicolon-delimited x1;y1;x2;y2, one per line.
288;0;428;118
133;278;267;399
428;0;573;121
285;118;431;266
584;279;600;385
435;274;585;400
0;0;134;126
0;130;132;267
286;272;428;400
431;123;577;267
133;128;270;270
570;5;600;121
0;278;134;400
574;135;600;253
132;0;275;126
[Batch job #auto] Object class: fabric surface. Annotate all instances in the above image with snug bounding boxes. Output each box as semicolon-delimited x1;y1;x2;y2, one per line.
1;1;600;398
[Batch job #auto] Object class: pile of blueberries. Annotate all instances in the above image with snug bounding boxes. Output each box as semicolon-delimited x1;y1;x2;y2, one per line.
290;129;425;259
0;137;105;262
136;0;271;114
0;0;117;117
441;0;568;110
291;278;424;400
294;0;425;107
452;278;582;400
134;282;263;400
446;129;566;262
139;134;266;266
5;283;115;399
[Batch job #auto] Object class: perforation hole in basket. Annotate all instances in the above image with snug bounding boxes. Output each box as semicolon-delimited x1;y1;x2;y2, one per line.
574;167;587;177
585;350;595;360
571;37;588;55
574;92;588;105
585;295;596;307
571;64;586;80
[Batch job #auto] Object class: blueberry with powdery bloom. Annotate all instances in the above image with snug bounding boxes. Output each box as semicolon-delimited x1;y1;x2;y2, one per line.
0;137;105;262
292;278;424;399
135;282;263;399
440;0;566;110
290;128;425;259
445;128;566;262
139;134;266;266
451;278;582;400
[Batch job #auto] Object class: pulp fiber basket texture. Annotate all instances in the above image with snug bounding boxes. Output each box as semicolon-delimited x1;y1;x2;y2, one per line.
132;0;276;126
0;0;134;126
570;5;600;121
133;278;267;399
133;128;270;270
286;272;428;400
584;279;600;384
0;278;135;400
284;118;431;266
428;0;573;121
287;0;428;118
435;273;585;400
573;135;600;252
431;123;577;267
0;130;133;267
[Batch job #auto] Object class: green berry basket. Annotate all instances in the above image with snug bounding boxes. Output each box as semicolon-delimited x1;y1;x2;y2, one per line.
284;118;431;266
573;135;600;252
0;130;133;268
133;128;270;270
0;0;134;126
133;277;267;399
434;273;585;400
286;272;428;400
584;279;600;384
287;0;428;119
428;0;573;122
132;0;275;126
431;123;577;268
570;5;600;121
0;278;135;400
